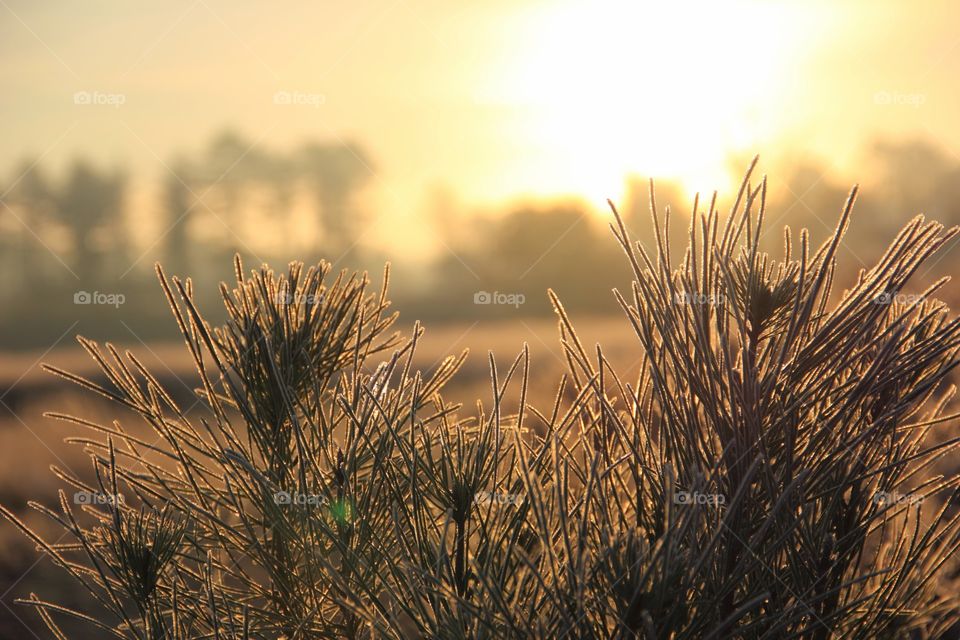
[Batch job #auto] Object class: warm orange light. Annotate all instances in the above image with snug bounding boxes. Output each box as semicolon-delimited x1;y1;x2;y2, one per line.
487;0;821;201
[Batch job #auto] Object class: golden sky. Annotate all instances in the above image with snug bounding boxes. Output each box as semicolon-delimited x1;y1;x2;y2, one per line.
2;0;958;253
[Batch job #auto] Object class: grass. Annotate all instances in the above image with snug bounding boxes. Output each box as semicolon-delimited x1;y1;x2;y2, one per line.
4;160;960;638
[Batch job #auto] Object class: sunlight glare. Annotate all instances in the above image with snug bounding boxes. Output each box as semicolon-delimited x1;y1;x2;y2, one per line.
496;0;816;201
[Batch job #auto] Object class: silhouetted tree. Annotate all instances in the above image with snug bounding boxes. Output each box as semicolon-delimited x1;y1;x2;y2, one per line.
53;160;125;281
298;142;373;259
201;131;254;221
162;158;195;275
867;138;960;229
1;160;57;289
469;201;626;314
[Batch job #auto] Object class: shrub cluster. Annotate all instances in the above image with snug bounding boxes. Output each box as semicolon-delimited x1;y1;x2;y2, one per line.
5;162;960;639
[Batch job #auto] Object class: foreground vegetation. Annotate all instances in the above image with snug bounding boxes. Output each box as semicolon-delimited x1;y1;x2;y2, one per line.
5;161;960;638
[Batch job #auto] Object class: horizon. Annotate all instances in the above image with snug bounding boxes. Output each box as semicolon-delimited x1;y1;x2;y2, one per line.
3;0;959;258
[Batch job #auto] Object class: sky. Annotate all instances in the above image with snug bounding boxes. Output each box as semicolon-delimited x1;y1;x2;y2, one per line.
2;0;959;254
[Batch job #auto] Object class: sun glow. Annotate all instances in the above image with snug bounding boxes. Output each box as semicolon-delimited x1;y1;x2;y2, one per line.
491;0;819;202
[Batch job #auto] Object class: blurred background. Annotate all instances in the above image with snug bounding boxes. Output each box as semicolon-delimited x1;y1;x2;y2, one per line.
4;0;960;635
3;0;960;346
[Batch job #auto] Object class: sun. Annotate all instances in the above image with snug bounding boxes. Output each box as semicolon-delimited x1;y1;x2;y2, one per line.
489;0;819;203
